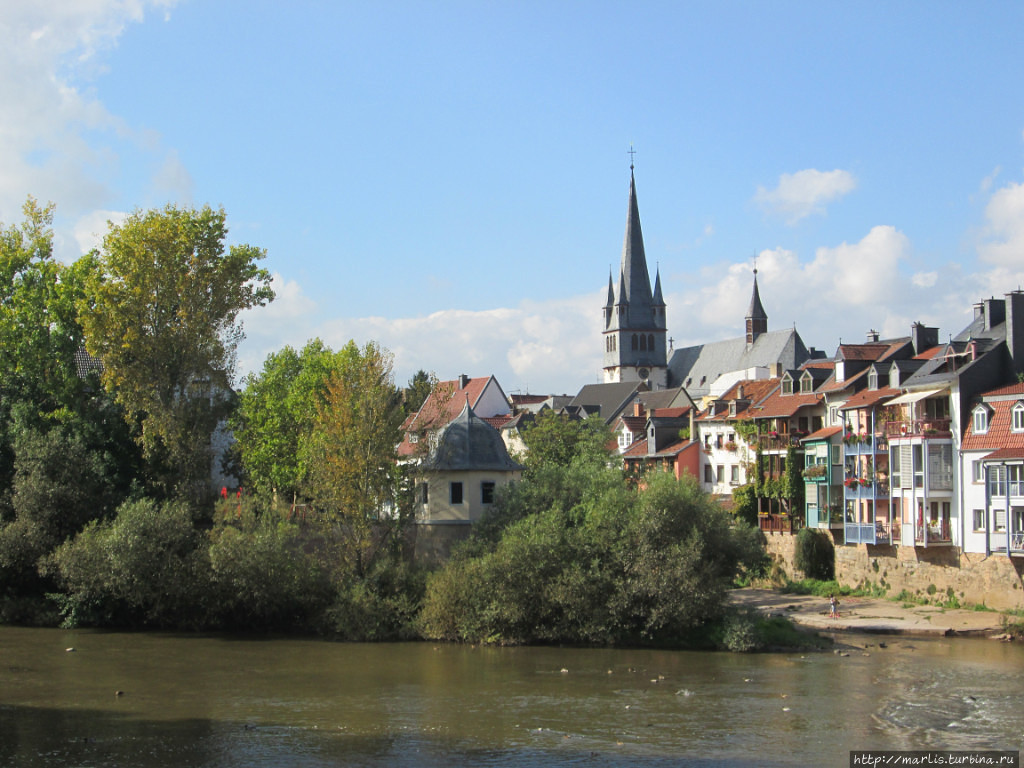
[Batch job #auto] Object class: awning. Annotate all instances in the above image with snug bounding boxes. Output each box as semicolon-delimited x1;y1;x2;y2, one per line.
886;387;948;405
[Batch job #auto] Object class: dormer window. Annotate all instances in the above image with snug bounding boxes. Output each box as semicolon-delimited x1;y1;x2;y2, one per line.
868;371;879;390
800;373;813;394
1013;402;1024;433
972;405;989;435
729;401;737;417
781;375;794;395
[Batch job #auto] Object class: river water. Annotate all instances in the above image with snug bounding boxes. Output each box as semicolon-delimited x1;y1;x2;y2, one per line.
0;626;1022;767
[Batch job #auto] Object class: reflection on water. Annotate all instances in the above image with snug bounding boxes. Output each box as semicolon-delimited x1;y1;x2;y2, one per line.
0;626;1022;767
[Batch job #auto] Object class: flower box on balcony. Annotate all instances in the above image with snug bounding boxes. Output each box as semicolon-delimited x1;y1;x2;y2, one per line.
724;441;738;452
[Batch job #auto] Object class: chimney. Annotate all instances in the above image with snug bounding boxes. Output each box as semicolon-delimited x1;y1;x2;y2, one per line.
911;322;939;356
736;384;744;400
984;297;1006;331
1005;290;1024;373
969;339;978;361
634;401;644;418
458;374;470;389
867;329;879;343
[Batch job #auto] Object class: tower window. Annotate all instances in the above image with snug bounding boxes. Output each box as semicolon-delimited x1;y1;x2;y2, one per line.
648;334;654;351
632;334;638;350
640;335;647;351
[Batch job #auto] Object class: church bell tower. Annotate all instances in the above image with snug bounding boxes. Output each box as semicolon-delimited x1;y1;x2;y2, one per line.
602;161;668;387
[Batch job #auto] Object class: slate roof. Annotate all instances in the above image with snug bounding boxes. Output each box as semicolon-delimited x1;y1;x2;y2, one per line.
668;328;809;398
570;381;646;424
421;403;525;472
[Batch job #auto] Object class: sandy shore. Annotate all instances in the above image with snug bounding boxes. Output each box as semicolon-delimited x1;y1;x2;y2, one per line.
730;587;1011;636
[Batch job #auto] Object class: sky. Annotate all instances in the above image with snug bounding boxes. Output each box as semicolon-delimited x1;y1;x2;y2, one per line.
4;2;1024;396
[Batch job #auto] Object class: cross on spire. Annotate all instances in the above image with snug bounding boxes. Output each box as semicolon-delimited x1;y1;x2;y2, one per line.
628;144;636;170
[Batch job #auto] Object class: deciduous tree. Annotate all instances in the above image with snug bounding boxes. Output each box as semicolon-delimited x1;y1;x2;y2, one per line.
80;204;273;501
305;341;405;576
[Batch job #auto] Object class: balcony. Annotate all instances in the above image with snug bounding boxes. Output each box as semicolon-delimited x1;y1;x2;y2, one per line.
758;434;801;451
758;513;801;535
842;478;890;499
842;436;888;455
915;519;952;546
844;521;891;545
884;419;952;438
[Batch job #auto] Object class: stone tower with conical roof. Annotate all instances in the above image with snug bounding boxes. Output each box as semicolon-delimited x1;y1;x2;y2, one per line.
745;268;768;346
602;164;668;387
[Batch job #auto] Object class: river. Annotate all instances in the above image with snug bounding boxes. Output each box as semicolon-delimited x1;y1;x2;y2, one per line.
1;626;1022;767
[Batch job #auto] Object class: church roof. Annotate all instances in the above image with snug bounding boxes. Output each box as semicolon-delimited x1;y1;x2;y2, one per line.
421;402;525;472
668;328;809;398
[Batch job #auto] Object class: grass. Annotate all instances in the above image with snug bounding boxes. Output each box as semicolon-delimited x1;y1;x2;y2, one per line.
779;578;884;598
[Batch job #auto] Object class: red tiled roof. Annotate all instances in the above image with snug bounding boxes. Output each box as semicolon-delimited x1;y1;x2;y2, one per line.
914;345;943;360
617;415;646;433
622;438;701;460
748;389;822;419
482;415;513;429
802;425;843;442
980;382;1024;398
699;379;779;421
961;398;1024;451
621;438;650;458
398;376;495;456
839;386;900;411
982;447;1024;461
838;343;891;361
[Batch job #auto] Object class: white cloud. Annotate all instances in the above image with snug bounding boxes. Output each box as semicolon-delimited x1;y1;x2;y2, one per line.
755;169;857;225
0;1;179;235
912;271;938;288
72;208;127;254
235;285;602;394
978;180;1024;269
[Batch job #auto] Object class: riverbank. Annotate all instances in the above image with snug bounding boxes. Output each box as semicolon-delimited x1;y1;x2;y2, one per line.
730;587;1010;636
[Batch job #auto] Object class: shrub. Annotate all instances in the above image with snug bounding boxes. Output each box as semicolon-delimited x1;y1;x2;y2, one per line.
46;498;209;628
793;528;834;581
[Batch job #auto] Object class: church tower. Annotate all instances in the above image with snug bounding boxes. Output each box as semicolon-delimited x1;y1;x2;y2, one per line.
745;268;768;346
602;164;668;387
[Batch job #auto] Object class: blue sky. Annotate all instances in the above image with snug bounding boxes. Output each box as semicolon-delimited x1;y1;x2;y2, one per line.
4;2;1024;395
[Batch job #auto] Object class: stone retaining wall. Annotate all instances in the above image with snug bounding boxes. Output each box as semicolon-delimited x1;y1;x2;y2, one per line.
762;532;1024;610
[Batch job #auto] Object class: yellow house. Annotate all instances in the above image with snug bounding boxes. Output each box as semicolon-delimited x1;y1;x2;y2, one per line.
413;401;524;564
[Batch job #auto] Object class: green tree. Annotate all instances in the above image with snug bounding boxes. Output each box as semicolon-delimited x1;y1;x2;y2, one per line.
519;410;613;474
403;369;435;415
305;341;406;576
231;339;350;503
80;205;274;501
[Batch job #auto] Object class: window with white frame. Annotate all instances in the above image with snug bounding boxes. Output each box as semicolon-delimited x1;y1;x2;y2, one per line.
829;406;839;426
730;465;740;484
972;406;989;434
1013;402;1024;432
972;460;984;484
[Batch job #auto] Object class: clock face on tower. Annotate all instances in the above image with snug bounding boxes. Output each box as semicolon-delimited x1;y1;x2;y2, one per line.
638;368;649;380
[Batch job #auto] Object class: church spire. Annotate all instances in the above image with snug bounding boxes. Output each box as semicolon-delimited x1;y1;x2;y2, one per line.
746;267;768;345
619;166;655;315
602;155;668;388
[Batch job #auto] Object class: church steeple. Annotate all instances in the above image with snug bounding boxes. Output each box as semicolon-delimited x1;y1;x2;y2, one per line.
602;156;667;388
745;267;768;346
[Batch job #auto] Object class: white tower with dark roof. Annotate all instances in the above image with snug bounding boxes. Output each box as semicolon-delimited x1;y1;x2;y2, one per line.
602;164;668;387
